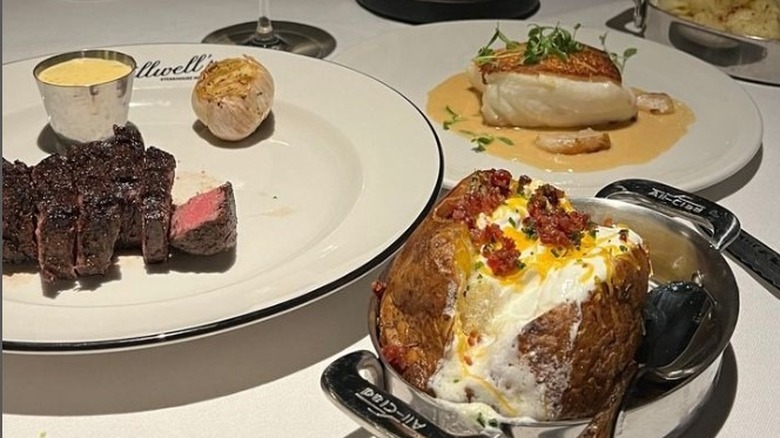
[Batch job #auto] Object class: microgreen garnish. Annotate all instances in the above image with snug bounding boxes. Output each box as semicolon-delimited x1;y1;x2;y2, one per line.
473;24;583;67
523;23;582;65
516;260;526;270
443;105;462;130
497;136;514;145
599;32;637;72
459;130;513;152
473;27;522;66
475;261;485;270
508;216;517;227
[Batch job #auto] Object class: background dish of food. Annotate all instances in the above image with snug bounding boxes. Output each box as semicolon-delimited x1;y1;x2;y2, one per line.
333;20;762;196
654;0;780;40
1;43;443;352
636;0;780;85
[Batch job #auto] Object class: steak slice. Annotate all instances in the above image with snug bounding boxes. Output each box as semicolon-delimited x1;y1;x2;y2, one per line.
31;155;78;282
65;126;145;250
66;142;122;276
111;125;145;248
170;182;237;256
141;146;176;264
2;158;37;264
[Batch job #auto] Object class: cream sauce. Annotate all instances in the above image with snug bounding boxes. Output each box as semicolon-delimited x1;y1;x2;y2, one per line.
38;58;132;86
427;73;695;172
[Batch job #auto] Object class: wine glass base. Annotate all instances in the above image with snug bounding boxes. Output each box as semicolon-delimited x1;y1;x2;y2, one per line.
202;21;336;59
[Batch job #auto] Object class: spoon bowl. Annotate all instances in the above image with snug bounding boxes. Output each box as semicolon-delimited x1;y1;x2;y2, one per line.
641;280;714;379
580;279;715;438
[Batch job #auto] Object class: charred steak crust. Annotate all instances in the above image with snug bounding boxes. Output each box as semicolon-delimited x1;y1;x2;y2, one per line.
170;182;237;256
2;159;38;264
67;142;122;276
31;155;78;282
141;146;176;264
110;126;146;248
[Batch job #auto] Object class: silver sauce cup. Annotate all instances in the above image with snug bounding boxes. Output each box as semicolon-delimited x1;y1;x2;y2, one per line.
33;49;136;145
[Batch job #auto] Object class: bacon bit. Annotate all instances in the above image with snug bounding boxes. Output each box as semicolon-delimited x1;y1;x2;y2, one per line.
464;355;473;366
619;229;629;242
445;170;513;229
517;175;532;191
468;330;482;346
371;280;387;297
489;169;513;192
475;224;521;276
523;185;590;248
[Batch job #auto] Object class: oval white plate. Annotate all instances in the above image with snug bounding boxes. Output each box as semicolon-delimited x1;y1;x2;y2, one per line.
333;20;763;196
2;44;443;353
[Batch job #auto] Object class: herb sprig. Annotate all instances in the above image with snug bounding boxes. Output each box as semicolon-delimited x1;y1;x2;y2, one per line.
459;130;513;152
473;28;522;66
473;24;584;67
522;23;582;65
472;24;637;72
443;105;462;130
598;32;637;72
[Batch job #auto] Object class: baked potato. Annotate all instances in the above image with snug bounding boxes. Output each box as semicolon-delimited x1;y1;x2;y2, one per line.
374;169;651;421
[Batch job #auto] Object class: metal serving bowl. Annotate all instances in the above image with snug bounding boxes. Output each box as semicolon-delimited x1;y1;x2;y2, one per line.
322;179;740;437
634;0;780;85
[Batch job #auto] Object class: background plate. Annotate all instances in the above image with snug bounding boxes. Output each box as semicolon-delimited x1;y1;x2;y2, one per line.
333;20;763;196
2;43;443;352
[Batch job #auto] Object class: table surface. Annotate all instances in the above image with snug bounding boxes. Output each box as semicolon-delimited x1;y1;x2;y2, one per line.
3;1;779;437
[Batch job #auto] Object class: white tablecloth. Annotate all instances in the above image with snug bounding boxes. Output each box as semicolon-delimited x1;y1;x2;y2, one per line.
3;1;779;437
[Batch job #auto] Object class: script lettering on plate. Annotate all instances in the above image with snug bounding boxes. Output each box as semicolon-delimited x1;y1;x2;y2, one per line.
135;54;213;82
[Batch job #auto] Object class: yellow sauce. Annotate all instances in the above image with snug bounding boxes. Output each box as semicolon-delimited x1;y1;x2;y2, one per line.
426;73;695;172
38;58;132;86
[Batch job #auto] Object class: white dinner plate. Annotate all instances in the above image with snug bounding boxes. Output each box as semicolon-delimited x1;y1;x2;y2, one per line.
2;44;443;353
333;20;763;196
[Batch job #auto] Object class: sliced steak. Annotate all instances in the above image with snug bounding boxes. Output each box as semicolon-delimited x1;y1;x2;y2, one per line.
31;155;78;282
141;146;176;264
66;142;122;276
111;125;145;248
2;158;37;264
65;126;145;250
170;182;237;256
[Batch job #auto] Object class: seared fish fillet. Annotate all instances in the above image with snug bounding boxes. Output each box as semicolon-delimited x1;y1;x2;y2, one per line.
468;44;637;128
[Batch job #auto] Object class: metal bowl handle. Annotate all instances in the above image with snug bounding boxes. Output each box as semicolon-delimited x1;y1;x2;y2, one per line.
595;179;740;251
321;351;463;438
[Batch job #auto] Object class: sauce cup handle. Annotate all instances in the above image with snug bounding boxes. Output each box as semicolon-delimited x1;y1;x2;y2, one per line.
595;179;740;251
321;350;465;438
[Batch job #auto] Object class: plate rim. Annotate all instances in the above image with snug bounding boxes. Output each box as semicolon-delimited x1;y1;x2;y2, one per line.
2;43;444;353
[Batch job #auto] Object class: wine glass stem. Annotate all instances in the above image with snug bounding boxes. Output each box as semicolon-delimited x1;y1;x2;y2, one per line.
253;0;281;46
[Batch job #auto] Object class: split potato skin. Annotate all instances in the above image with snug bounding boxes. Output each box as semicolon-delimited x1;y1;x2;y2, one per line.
377;208;472;390
375;170;650;420
519;245;650;419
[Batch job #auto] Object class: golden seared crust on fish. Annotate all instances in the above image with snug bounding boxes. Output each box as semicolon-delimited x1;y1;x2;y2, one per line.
478;44;622;84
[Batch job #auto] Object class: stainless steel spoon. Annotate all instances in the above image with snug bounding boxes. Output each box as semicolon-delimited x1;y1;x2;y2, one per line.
579;280;714;438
